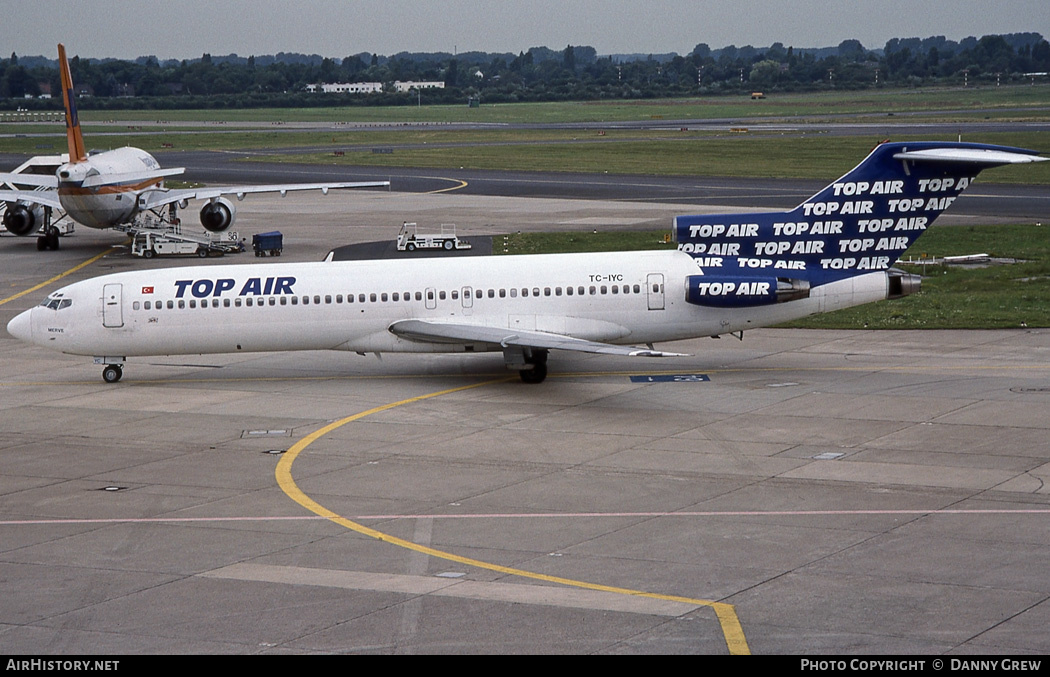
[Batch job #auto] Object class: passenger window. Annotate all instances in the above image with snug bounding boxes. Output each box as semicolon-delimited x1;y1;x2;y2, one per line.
578;286;585;295
451;290;459;300
381;293;388;302
325;295;332;304
166;300;173;309
336;295;343;303
439;291;446;300
179;300;186;309
522;288;529;297
601;286;607;294
415;291;422;301
234;298;242;307
489;289;495;298
544;287;551;296
134;301;141;310
223;298;231;307
555;287;562;296
611;285;618;294
370;293;377;302
358;294;366;303
269;297;276;306
633;284;640;294
246;297;253;307
292;296;299;305
566;286;573;296
533;288;540;297
280;297;287;305
392;292;400;302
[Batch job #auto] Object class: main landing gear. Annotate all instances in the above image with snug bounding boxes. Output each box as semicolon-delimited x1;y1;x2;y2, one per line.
505;347;548;384
36;225;60;251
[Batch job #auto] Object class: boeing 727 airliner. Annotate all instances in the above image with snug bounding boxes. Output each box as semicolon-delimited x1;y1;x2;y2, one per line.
6;141;1045;383
0;44;388;250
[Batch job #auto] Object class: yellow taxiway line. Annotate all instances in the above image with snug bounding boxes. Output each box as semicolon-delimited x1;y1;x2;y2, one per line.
275;377;751;655
0;248;118;307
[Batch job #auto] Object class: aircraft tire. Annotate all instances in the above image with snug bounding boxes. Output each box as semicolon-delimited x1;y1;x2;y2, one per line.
37;236;47;251
47;228;59;250
102;365;123;384
519;363;547;384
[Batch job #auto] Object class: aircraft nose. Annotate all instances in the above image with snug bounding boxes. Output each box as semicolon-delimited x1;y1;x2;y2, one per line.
7;308;33;343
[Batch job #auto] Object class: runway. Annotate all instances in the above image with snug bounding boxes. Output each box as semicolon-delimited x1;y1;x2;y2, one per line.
2;190;1050;654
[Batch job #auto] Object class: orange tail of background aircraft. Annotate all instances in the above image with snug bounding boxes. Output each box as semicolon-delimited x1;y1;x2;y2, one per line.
57;43;87;163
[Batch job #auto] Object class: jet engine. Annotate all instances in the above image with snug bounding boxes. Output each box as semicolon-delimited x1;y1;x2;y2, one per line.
2;201;44;236
199;197;236;232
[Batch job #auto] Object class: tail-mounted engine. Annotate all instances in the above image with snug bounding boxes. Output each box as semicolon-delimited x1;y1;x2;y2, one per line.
686;275;810;308
199;197;236;232
2;201;44;236
887;268;921;299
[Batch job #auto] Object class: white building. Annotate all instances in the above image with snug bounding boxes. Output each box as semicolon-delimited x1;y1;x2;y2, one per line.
392;81;445;92
305;82;383;94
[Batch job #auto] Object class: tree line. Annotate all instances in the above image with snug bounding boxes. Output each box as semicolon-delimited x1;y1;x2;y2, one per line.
2;32;1047;110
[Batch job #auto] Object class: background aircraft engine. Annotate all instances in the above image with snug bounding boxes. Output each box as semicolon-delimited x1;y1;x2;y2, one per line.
2;201;44;236
199;197;236;232
685;275;810;308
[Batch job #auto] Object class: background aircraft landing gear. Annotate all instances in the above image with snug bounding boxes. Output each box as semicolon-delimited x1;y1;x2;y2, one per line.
101;364;123;383
36;225;60;251
518;349;548;384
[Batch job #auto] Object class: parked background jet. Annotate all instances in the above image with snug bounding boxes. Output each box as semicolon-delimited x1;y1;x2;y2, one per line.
0;44;388;250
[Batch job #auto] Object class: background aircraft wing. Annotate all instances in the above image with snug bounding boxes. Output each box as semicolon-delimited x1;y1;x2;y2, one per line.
0;189;63;209
388;319;688;357
139;181;390;210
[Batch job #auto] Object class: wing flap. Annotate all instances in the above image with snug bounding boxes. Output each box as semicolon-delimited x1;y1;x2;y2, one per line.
388;319;687;357
0;189;63;209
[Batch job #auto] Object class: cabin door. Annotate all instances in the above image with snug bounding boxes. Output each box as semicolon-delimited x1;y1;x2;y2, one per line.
102;283;124;328
646;273;665;310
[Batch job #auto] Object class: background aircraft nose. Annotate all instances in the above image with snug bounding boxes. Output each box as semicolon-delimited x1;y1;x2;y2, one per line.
7;309;33;342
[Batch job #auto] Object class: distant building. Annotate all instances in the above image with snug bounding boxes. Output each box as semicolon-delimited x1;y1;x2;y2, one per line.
305;82;383;94
392;81;445;92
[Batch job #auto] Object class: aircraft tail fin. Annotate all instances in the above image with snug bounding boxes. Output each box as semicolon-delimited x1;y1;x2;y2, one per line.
57;43;87;164
674;141;1045;285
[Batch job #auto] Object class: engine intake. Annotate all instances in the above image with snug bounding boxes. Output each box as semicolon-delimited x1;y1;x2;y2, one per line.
199;197;236;232
2;201;44;236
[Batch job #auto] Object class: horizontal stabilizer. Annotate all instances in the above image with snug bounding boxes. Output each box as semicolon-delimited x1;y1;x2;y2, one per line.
0;172;59;189
389;319;688;357
80;167;185;188
893;147;1048;165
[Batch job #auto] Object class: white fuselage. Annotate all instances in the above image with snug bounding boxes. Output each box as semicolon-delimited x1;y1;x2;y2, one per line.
8;250;889;362
56;147;163;229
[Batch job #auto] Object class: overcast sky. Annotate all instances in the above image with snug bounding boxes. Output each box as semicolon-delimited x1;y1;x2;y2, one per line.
4;0;1048;61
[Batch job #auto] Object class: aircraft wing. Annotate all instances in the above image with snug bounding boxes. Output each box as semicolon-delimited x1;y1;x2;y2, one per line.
0;189;63;209
0;172;59;189
138;181;390;210
388;319;688;357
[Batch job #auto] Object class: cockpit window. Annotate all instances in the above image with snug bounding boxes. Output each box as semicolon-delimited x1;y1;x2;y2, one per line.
40;296;72;310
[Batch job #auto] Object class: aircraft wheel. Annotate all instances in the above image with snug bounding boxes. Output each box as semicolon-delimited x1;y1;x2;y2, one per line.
102;365;123;384
47;227;60;250
519;362;547;384
37;236;47;251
